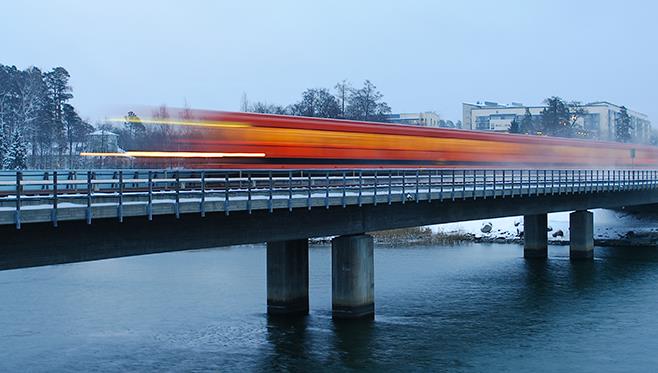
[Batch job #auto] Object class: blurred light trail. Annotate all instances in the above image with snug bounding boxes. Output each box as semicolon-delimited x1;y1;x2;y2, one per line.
81;151;266;158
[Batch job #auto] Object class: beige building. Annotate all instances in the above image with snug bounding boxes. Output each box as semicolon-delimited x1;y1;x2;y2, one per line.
463;101;651;143
385;112;441;127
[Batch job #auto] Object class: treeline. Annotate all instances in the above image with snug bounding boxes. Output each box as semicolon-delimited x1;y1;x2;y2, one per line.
509;96;634;143
242;80;392;122
0;64;93;169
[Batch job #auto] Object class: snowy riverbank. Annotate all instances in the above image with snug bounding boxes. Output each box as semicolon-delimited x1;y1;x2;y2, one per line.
429;208;658;246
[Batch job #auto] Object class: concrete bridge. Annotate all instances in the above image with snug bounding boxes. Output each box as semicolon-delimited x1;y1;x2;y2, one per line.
2;168;658;319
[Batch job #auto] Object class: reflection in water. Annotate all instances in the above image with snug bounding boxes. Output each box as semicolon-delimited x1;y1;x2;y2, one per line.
330;319;375;369
2;243;658;371
262;315;310;371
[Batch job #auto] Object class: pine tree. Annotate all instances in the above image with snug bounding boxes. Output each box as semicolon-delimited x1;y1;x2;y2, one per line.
616;106;633;143
4;127;27;170
45;67;73;166
0;127;7;167
521;108;533;134
509;118;520;133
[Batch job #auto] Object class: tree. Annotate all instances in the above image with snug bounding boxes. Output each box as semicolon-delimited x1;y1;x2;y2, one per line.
249;102;288;115
0;129;6;166
45;67;73;165
240;92;249;112
540;96;586;138
521;108;533;134
616;106;633;143
126;111;146;139
289;88;340;118
509;118;520;134
334;80;351;118
3;126;27;170
16;67;49;167
345;80;391;122
62;104;93;167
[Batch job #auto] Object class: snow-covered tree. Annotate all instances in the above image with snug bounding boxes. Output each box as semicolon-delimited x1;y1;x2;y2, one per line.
4;127;27;170
45;67;73;166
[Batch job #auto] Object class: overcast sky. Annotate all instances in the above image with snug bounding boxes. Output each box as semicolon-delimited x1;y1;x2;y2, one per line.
2;0;656;123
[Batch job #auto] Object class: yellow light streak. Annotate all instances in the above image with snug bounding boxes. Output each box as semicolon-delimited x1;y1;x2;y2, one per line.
109;117;251;128
81;151;266;158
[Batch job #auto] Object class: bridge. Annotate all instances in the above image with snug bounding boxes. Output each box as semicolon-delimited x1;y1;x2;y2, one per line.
2;168;658;319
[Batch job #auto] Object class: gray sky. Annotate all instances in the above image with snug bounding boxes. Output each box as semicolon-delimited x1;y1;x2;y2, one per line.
2;0;656;123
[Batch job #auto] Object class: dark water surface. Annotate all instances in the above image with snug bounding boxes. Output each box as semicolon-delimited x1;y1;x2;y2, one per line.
2;243;658;372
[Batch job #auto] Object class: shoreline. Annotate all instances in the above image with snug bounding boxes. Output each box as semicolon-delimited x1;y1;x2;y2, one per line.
310;208;658;248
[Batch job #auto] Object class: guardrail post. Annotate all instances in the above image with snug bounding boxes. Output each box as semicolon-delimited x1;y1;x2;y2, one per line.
511;170;515;198
86;171;92;224
289;171;293;212
200;171;206;217
175;171;180;219
52;171;58;227
307;172;312;210
502;170;506;198
440;170;444;201
387;171;392;205
474;170;479;200
358;170;363;207
373;170;378;205
15;171;22;229
462;170;467;200
415;169;419;203
248;172;253;214
325;171;330;209
118;170;124;222
269;171;274;213
451;169;455;201
341;171;347;208
536;170;540;196
402;171;406;204
427;170;432;202
148;171;153;221
225;173;230;215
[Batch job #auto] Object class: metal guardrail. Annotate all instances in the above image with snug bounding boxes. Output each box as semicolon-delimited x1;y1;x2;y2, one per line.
1;169;657;229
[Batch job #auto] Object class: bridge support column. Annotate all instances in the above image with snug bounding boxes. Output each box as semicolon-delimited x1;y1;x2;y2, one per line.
267;239;309;316
524;214;548;258
332;234;374;320
570;210;594;260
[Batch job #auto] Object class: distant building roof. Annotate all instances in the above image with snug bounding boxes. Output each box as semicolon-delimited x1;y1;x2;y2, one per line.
90;130;119;137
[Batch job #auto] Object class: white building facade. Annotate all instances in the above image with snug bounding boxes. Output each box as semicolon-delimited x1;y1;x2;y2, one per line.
385;112;441;127
463;101;651;143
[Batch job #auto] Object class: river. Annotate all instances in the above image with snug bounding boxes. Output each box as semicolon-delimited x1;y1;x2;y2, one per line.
2;243;658;372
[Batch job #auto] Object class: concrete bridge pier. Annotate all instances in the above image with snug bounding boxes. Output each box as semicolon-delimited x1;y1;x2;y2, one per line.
332;234;375;320
267;239;309;315
524;214;548;258
570;210;594;260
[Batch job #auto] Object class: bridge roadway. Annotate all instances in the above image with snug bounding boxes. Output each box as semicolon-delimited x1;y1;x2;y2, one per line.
2;168;658;319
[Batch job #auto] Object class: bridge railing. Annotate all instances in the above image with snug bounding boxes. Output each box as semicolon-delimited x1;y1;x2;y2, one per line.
0;169;657;228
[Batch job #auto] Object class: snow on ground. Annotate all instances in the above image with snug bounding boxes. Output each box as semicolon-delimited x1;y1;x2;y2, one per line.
429;209;658;242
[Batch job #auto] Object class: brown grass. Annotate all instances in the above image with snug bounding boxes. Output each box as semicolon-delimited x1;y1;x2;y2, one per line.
370;226;474;245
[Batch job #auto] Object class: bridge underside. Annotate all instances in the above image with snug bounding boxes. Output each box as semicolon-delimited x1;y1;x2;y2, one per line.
2;189;658;270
